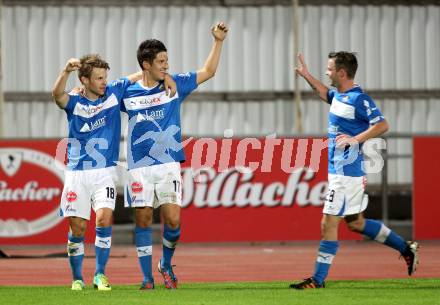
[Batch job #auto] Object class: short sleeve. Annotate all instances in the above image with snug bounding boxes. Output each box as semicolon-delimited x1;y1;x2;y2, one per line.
108;77;131;101
64;94;79;114
173;72;198;101
356;94;385;125
327;89;336;104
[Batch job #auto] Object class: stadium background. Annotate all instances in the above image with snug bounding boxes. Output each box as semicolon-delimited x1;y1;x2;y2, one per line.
0;0;439;287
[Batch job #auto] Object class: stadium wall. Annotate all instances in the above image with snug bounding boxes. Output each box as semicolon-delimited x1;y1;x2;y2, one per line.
2;4;439;91
1;3;439;186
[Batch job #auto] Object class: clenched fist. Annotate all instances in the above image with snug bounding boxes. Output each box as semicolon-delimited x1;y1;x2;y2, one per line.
211;22;228;42
64;58;81;73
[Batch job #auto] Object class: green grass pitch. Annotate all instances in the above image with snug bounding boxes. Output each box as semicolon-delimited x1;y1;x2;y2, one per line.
1;279;439;305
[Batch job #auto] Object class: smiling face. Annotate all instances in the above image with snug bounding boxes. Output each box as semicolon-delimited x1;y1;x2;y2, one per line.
326;58;341;88
326;52;358;90
144;51;169;82
78;54;109;99
81;67;107;97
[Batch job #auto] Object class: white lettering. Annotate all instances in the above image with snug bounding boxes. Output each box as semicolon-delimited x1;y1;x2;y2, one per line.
0;181;61;202
181;167;327;209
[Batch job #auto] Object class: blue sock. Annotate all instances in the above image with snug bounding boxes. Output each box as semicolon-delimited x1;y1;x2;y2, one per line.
135;226;153;283
95;226;112;275
162;225;180;269
362;219;407;253
67;233;85;281
312;240;339;285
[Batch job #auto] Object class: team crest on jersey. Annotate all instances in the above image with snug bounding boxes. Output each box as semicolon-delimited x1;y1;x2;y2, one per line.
66;191;77;202
131;182;143;193
342;95;350;102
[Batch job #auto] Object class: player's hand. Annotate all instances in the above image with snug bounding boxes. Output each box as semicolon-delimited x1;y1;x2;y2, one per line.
211;22;228;41
295;53;310;78
69;86;85;95
336;134;359;148
164;74;177;97
64;58;81;73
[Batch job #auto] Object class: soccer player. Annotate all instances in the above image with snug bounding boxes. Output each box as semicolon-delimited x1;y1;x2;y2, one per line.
52;54;175;291
122;22;228;289
289;52;419;289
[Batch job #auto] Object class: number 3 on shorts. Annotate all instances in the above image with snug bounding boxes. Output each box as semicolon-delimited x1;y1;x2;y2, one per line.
326;189;335;203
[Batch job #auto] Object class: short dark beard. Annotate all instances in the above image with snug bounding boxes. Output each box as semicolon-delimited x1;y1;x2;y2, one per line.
86;87;103;100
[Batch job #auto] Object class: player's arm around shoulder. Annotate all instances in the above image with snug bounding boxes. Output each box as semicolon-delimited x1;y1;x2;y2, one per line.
52;58;81;109
126;71;143;84
196;22;228;85
125;71;176;97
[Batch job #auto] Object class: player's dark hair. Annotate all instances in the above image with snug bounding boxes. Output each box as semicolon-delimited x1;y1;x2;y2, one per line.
78;54;110;81
137;39;167;69
328;51;358;79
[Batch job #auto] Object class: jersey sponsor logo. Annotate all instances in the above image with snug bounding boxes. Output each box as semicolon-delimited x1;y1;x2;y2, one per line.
73;94;118;119
136;109;165;122
79;123;91;133
79;116;107;133
131;182;143;193
123;90;179;111
66;191;77;202
330;98;355;120
0;147;65;238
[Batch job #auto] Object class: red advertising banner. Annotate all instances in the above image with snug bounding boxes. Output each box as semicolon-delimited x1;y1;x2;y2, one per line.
0;140;95;244
413;137;440;240
1;138;361;244
180;137;360;242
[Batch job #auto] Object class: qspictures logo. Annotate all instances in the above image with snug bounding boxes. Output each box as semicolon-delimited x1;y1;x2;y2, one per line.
0;147;65;238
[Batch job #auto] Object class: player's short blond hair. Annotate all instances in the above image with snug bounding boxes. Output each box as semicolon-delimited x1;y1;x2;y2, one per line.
78;54;110;81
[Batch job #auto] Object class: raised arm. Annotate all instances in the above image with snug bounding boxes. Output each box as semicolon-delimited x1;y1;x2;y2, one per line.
295;53;329;102
196;22;228;85
52;58;81;109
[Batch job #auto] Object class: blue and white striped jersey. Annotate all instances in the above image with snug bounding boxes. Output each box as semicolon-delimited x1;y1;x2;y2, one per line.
64;78;131;171
327;85;385;177
122;72;198;170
